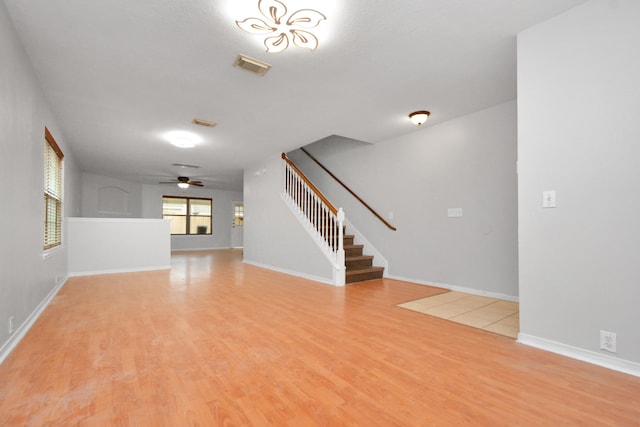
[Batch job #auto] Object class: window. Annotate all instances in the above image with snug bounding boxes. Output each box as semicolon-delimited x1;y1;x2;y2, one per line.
162;196;212;235
44;128;64;250
233;202;244;226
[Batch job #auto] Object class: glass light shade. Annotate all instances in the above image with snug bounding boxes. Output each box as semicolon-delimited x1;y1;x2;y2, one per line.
164;130;201;148
409;110;431;126
177;182;190;189
171;137;195;148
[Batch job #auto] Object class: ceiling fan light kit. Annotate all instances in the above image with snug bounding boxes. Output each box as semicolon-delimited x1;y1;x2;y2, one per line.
159;176;204;189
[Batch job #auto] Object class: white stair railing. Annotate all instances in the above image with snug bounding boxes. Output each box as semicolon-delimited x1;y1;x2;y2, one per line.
281;153;345;286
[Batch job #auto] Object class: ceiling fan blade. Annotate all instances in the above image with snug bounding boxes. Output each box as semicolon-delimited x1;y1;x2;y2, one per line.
158;177;203;186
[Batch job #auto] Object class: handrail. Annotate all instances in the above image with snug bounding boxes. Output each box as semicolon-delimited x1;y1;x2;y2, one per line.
299;147;397;231
281;153;337;215
281;152;345;285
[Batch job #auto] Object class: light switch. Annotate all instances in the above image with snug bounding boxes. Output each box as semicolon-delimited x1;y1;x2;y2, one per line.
447;208;463;218
542;190;556;208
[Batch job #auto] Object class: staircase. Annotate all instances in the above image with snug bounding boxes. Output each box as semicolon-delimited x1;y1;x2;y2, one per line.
321;222;385;284
282;152;385;286
341;229;385;284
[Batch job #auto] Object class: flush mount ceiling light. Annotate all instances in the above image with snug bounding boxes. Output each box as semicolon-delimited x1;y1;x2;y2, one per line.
409;110;431;126
164;130;202;148
236;0;326;53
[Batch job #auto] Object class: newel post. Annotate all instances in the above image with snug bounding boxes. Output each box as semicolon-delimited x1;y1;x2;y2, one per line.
334;208;346;286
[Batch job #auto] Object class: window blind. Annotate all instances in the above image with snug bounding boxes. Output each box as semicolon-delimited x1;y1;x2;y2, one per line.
162;196;212;235
44;128;63;249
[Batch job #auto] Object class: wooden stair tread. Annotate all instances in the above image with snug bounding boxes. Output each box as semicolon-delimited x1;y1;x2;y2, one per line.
345;254;374;270
346;266;384;275
345;266;384;284
313;222;385;283
345;255;374;261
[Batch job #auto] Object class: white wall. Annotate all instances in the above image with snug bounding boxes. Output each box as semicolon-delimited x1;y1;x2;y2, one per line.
289;101;518;298
68;218;170;275
80;173;242;251
82;172;143;217
243;154;334;283
518;0;640;369
0;2;81;360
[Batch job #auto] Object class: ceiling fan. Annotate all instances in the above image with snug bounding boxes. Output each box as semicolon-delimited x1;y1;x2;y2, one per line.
159;176;203;189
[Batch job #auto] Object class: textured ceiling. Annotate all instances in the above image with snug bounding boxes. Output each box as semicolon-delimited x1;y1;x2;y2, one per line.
4;0;588;191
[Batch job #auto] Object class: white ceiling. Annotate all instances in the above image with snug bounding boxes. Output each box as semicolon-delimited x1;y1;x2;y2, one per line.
4;0;587;191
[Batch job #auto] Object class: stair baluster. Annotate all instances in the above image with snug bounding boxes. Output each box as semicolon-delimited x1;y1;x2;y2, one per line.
282;153;383;285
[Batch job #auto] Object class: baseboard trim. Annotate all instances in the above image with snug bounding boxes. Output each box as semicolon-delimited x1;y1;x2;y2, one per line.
518;333;640;378
0;276;68;365
171;247;234;252
243;259;335;286
68;265;172;277
386;274;519;302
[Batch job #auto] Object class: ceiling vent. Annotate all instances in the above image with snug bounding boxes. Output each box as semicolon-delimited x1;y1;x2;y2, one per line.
172;163;201;169
233;54;272;76
192;118;217;128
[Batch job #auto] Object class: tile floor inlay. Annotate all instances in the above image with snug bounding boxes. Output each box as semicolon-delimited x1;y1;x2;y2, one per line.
398;291;519;338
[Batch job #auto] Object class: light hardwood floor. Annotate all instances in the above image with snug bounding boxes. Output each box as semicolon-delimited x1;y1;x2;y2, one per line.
1;249;639;426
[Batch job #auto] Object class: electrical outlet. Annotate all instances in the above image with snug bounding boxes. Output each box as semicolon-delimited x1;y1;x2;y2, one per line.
600;330;617;353
8;316;14;334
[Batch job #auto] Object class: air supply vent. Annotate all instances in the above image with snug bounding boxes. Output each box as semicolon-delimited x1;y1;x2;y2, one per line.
172;163;201;169
233;54;272;76
192;118;217;128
